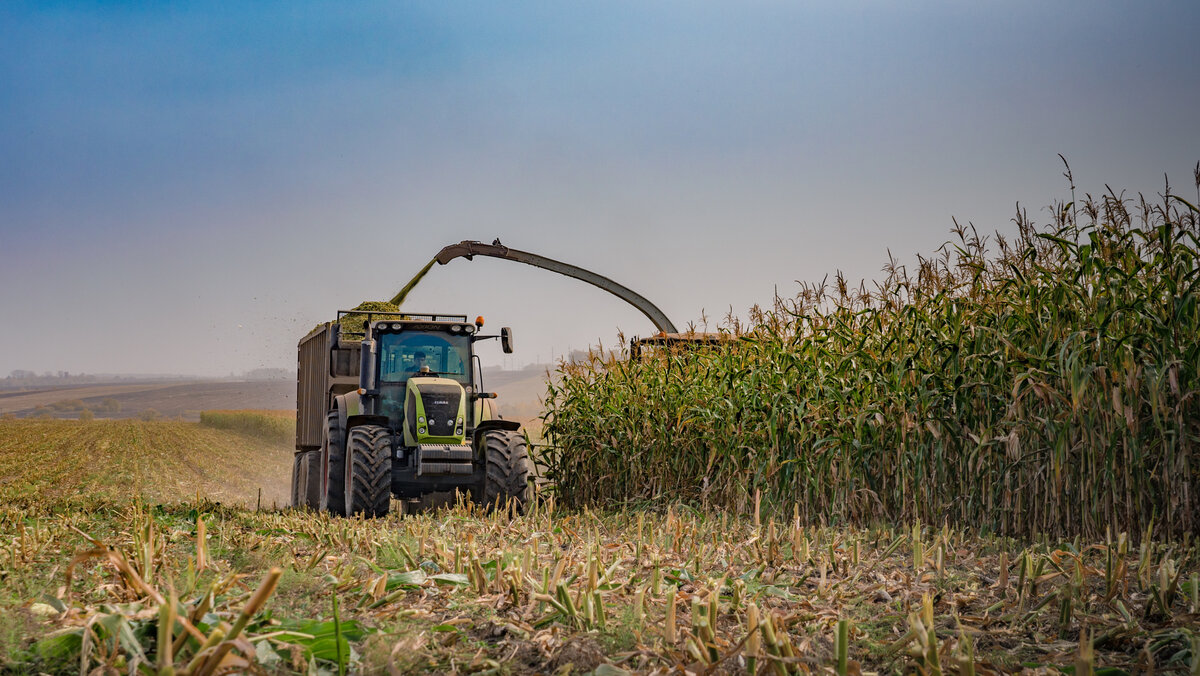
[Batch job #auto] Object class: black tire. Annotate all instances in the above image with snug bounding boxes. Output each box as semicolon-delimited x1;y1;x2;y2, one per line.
344;425;393;518
303;450;322;508
320;411;347;516
291;452;305;508
481;430;531;512
291;450;322;509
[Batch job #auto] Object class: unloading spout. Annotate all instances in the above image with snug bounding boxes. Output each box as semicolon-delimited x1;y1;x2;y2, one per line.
392;239;678;334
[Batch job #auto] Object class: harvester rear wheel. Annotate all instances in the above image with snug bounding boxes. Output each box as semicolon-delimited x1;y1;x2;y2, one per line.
481;430;531;512
320;411;347;516
291;451;321;509
303;451;322;507
345;424;393;518
290;452;304;507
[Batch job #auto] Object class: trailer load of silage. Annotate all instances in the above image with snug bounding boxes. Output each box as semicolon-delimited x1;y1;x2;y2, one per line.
310;301;402;341
542;173;1200;540
324;259;439;341
338;301;403;341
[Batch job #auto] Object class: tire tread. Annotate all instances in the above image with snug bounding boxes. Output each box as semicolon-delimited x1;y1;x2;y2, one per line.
482;430;531;512
346;425;392;518
321;412;347;516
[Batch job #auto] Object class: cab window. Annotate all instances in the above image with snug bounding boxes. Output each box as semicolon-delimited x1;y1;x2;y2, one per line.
377;330;471;385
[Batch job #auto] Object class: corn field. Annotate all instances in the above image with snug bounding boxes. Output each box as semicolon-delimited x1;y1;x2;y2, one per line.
543;172;1200;541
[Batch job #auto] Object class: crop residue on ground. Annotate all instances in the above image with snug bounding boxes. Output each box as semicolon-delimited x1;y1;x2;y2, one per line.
0;429;1197;674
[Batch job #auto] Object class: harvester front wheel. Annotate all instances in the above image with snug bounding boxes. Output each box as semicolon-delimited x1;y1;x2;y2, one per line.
320;411;347;516
482;430;531;512
345;425;393;518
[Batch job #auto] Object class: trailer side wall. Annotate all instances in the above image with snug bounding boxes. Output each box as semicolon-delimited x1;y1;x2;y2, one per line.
297;325;364;451
296;325;331;450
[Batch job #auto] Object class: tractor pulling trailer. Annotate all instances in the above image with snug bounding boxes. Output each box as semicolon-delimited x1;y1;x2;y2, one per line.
291;239;722;518
292;311;528;518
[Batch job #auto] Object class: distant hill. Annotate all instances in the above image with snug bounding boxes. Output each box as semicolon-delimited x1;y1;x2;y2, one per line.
0;365;553;423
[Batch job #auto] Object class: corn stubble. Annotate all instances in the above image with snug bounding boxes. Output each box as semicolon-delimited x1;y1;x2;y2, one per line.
543;171;1200;541
0;418;292;508
4;495;1197;674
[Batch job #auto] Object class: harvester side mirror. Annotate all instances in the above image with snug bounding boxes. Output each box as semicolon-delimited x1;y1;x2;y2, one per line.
500;327;514;354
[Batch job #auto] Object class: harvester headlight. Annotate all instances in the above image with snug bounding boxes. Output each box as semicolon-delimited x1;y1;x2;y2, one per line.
457;417;463;424
418;426;426;435
449;324;461;333
418;416;425;423
463;324;475;334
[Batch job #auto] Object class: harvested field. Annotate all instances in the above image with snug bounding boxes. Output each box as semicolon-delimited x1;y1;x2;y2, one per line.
0;383;181;415
0;418;290;508
0;380;295;421
0;419;1197;674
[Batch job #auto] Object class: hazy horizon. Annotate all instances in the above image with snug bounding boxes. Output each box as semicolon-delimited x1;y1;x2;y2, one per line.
3;1;1198;377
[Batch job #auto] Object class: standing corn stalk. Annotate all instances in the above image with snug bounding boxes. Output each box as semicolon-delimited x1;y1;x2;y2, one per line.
543;177;1200;541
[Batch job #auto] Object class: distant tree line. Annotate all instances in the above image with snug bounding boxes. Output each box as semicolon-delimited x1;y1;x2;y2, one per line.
2;371;101;389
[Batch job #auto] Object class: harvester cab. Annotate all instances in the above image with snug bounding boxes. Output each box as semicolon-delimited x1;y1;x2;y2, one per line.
292;311;529;518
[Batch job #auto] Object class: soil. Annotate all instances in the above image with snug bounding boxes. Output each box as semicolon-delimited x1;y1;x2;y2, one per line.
548;637;606;673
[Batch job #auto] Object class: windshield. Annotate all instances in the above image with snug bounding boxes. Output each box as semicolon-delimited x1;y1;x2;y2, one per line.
377;330;471;385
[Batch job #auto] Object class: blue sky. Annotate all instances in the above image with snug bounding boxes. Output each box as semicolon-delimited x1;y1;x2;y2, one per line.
2;1;1198;375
